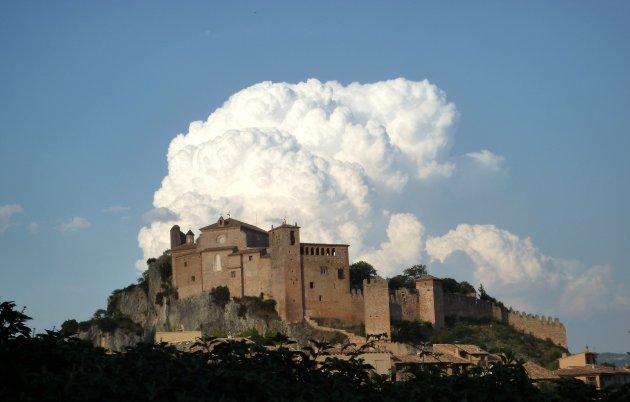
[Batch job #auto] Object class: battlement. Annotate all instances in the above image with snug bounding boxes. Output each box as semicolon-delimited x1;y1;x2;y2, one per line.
507;309;567;347
508;309;565;327
300;243;347;257
350;288;364;300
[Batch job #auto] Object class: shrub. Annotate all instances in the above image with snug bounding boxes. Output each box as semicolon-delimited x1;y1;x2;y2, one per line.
210;286;230;309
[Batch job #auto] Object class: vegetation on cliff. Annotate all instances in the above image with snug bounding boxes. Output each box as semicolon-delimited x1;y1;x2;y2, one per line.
2;299;628;401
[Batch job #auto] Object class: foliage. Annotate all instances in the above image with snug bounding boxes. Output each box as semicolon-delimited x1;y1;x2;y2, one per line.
234;296;278;320
210;285;230;309
349;261;377;289
390;320;433;344
388;264;427;291
1;299;627;401
313;317;366;337
0;300;31;340
403;264;427;279
60;319;79;334
441;277;476;295
432;316;568;368
478;283;504;307
78;309;143;336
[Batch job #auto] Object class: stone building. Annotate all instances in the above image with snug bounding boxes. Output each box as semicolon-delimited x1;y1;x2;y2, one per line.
170;217;363;325
170;217;567;346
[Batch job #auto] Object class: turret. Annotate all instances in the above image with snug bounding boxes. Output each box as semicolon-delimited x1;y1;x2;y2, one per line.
186;229;195;244
170;225;183;249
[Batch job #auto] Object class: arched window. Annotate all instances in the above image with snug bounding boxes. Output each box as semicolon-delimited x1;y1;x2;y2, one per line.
214;254;222;271
311;247;314;255
326;248;330;256
332;248;336;256
316;248;319;256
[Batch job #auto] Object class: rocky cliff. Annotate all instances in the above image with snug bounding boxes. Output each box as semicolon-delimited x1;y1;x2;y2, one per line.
79;260;341;351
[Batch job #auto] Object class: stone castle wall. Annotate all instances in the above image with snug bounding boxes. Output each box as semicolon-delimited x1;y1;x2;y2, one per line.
507;310;567;347
443;293;495;320
389;288;419;321
363;278;391;339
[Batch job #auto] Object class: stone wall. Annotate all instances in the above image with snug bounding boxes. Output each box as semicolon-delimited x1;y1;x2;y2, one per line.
363;278;391;339
507;310;567;348
301;242;352;321
443;293;495;320
389;288;419;322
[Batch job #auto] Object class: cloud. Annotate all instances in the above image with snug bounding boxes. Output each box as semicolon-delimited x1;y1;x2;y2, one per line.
0;204;23;235
426;224;543;286
426;224;625;316
142;207;179;223
103;205;130;213
60;217;91;233
465;150;505;172
137;78;504;272
28;222;39;234
356;213;425;278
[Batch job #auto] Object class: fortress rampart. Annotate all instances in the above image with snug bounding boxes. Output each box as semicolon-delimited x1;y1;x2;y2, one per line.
507;309;567;347
390;286;566;347
169;217;567;348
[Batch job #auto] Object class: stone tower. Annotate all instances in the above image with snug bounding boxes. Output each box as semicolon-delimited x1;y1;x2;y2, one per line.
416;276;445;329
170;225;185;249
363;277;391;340
269;222;304;322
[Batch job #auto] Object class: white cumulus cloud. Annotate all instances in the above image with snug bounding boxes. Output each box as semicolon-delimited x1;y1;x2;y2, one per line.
137;78;503;273
426;224;543;286
426;224;625;316
60;217;92;233
0;204;23;235
357;213;425;278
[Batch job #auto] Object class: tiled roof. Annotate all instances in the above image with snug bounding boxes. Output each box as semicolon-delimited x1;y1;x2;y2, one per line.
200;218;267;234
555;364;630;376
433;344;489;355
394;352;471;365
523;361;560;380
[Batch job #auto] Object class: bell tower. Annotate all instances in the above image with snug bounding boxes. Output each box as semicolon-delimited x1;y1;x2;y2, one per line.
269;221;303;322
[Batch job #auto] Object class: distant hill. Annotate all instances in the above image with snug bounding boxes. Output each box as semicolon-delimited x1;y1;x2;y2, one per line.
598;352;630;367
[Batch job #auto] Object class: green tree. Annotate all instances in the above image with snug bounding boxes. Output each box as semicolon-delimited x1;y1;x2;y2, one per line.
210;286;230;309
403;264;426;279
388;264;428;291
442;278;476;295
349;261;377;289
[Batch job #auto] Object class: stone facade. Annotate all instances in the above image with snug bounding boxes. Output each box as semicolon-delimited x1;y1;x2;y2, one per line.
170;217;567;347
363;278;391;339
171;217;357;324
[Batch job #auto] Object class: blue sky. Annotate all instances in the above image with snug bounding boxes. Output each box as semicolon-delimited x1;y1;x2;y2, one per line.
1;1;628;353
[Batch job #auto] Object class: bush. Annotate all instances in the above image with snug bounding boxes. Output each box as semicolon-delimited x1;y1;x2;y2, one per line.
391;320;433;344
61;319;79;334
210;286;230;309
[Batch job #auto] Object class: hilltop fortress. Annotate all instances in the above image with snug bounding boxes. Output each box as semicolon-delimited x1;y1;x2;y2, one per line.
170;217;566;347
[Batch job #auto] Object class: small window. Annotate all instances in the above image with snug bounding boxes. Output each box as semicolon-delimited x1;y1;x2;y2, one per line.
290;230;295;245
326;248;330;256
320;266;328;274
316;248;319;256
248;255;253;261
337;268;344;279
319;295;322;301
230;271;236;278
184;261;187;267
191;275;195;282
300;247;304;255
310;282;314;289
310;247;314;255
332;248;336;256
